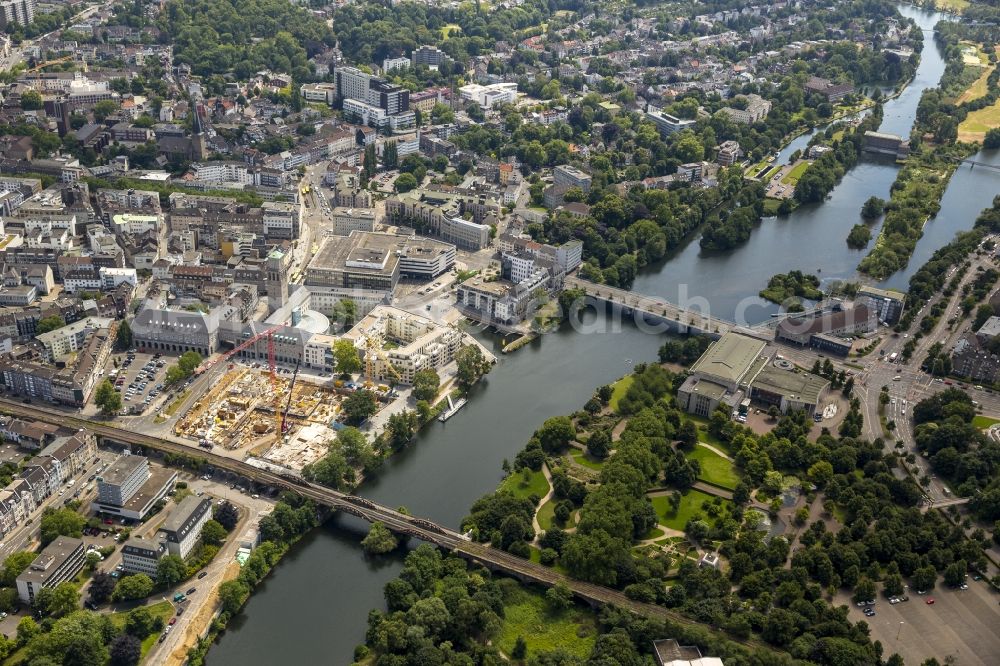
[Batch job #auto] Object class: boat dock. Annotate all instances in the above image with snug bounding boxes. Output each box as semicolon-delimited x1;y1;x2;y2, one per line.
438;395;467;422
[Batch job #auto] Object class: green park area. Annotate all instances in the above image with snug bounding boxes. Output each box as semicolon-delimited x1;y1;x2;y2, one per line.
780;160;811;185
570;447;605;471
495;581;597;660
972;415;1000;429
650;489;720;531
111;601;175;660
958;100;1000;142
608;375;634;412
687;445;739;490
500;468;550;500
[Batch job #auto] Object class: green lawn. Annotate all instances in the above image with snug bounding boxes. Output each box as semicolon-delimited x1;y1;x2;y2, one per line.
762;198;782;215
496;581;597;660
780;160;811;185
972;415;1000;429
650;489;720;531
440;23;461;38
570;448;606;470
608;375;634;412
109;600;175;660
687;445;739;490
500;468;550;500
537;498;556;531
958;98;1000;140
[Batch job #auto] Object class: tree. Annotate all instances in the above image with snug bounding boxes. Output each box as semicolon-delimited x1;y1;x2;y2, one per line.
156;554;187;587
21;90;42;110
511;636;527;659
94;379;122;416
853;576;876;603
35;315;65;334
36;581;79;617
386;410;418;449
88;571;116;604
412;368;440;402
116;320;133;349
109;634;141;666
113;573;154;601
382;140;398;169
201;519;227;547
536;416;575;453
456;345;491;388
2;551;38;586
302;449;350;490
545;582;573;611
861;196;885;219
40;507;86;545
94;99;119;122
984;128;1000;150
218;579;249;615
215;501;239;531
586;429;611;459
333;340;361;377
944;559;967;587
361;521;398;555
124;606;159;637
16;616;40;646
394;172;418;193
342;390;379;426
913;565;937;591
330;299;357;329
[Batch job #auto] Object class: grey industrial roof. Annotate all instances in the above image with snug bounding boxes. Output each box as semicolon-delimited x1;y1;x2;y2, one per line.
690;332;766;384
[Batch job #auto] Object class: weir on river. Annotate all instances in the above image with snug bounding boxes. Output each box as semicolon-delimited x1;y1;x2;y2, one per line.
208;6;1000;664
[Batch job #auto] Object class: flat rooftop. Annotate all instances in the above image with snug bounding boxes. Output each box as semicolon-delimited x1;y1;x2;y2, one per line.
18;536;83;585
752;365;829;404
690;332;766;384
859;285;905;300
307;232;401;275
99;455;147;487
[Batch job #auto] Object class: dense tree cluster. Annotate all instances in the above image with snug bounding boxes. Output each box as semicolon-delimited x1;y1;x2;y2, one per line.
157;0;334;79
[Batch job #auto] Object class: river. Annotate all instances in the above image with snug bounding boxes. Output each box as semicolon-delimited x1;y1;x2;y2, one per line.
207;6;1000;664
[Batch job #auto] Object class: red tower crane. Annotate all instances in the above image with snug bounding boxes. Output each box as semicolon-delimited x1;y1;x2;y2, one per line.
193;324;286;435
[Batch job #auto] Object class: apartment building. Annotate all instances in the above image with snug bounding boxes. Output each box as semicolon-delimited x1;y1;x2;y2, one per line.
16;536;85;604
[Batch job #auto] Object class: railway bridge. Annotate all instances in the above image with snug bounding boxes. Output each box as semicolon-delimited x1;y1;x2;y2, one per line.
0;399;776;650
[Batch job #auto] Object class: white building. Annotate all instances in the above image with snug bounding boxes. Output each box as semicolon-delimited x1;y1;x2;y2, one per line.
459;83;518;109
162;496;212;559
111;212;160;235
99;267;138;291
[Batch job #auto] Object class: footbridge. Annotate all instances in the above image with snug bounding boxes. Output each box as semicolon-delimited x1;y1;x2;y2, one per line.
0;399;773;651
565;276;772;341
954;157;1000;172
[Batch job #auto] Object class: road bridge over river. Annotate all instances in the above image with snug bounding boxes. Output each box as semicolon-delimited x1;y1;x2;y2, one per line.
0;399;777;652
565;276;773;341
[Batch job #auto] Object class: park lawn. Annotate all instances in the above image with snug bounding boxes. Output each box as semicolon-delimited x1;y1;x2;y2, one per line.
500;468;550;500
570;448;606;470
957;65;994;104
958;99;1000;141
440;23;461;38
537;498;556;531
936;0;970;13
650;489;719;531
687;445;739;490
109;600;175;659
681;415;736;456
496;581;598;660
762;198;782;216
972;415;1000;429
780;160;811;185
608;375;634;412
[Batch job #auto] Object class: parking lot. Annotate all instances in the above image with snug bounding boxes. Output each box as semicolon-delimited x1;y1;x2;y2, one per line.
108;351;170;415
839;581;1000;665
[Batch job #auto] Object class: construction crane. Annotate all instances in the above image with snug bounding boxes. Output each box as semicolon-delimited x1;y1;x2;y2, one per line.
193;325;285;377
23;55;81;75
280;360;301;435
193;324;286;436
